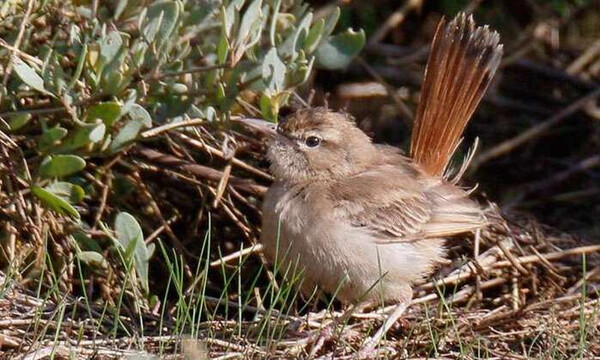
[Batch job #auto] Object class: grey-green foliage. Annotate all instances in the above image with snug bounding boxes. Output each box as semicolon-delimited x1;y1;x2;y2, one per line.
31;182;85;220
113;212;155;293
0;0;363;297
13;58;51;95
39;155;86;178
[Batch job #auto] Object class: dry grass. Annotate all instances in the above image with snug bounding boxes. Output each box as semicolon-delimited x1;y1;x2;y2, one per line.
1;202;598;359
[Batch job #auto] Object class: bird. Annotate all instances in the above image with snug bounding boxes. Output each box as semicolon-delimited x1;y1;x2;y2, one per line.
239;13;503;354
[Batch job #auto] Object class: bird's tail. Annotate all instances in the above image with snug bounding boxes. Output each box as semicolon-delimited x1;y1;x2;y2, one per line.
410;13;503;177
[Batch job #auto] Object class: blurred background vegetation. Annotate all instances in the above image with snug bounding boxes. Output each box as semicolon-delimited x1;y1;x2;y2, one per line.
0;0;599;358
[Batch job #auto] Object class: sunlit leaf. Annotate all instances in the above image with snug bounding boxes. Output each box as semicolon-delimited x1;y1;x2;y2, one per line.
32;182;84;219
13;58;49;94
46;181;85;203
144;0;180;48
259;93;278;122
236;0;262;47
39;155;86;178
268;0;282;46
99;31;123;65
86;102;122;127
143;8;164;43
303;19;324;54
217;31;229;64
322;7;340;38
129;103;152;127
262;47;286;94
223;0;245;36
8;113;32;131
288;54;314;86
114;0;129;20
315;28;365;70
280;13;312;60
59;123;106;152
114;212;151;292
77;251;108;268
38;126;68;151
109;104;152;153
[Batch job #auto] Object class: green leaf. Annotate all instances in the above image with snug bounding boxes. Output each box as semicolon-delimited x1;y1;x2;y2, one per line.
262;47;286;94
146;243;156;259
114;0;129;20
259;93;277;122
132;41;149;67
223;0;245;36
303;19;325;54
114;212;141;254
188;105;216;122
38;126;68;151
296;12;313;41
114;212;151;292
13;58;48;94
46;181;85;203
8;113;32;131
99;31;123;66
109;120;144;153
205;106;216;122
142;7;164;43
108;104;152;153
144;0;181;48
217;31;229;64
101;70;126;96
86;102;122;127
68;43;88;90
43;55;67;94
322;7;341;38
280;13;312;60
89;123;107;142
230;0;263;64
236;0;262;47
129;103;152;127
315;28;365;70
32;182;83;219
288;54;314;87
59;123;106;152
216;82;226;103
74;231;103;253
268;0;282;46
39;155;86;178
170;83;188;94
77;251;108;268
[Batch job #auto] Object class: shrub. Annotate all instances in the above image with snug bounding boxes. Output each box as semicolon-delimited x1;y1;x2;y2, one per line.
0;0;364;305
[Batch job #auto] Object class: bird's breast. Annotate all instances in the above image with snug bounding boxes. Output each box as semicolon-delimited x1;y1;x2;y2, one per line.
259;181;440;303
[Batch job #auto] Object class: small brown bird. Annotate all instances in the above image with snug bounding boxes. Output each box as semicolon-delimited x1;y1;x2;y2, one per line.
241;13;502;351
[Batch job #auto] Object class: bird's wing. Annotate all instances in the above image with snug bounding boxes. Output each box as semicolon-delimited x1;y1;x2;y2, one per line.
330;165;484;243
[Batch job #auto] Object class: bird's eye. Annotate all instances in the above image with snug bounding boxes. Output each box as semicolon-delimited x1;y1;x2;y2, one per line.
305;136;321;148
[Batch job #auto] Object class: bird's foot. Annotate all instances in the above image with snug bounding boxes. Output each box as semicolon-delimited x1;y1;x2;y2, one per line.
307;310;362;357
357;302;408;358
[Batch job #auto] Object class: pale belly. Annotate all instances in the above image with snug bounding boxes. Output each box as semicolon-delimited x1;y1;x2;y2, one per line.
260;183;435;304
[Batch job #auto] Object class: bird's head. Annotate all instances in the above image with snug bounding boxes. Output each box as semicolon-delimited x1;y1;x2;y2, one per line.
239;108;378;184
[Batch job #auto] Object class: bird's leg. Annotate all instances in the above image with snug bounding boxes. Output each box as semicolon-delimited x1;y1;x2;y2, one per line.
358;301;409;358
307;301;373;357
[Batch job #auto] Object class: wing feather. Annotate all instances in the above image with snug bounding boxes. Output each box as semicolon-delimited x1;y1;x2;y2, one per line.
330;166;484;243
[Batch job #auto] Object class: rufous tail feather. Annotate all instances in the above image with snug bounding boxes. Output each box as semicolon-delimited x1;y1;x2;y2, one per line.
410;13;503;176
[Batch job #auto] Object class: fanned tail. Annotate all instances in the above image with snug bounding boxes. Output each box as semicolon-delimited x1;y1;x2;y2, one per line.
410;13;503;177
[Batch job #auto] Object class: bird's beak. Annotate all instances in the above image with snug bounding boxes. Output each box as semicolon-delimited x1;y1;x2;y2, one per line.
233;117;277;137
